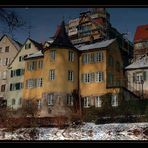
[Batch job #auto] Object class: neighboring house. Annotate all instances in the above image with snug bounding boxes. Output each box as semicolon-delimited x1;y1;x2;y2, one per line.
134;24;148;60
78;38;124;108
6;38;43;109
0;34;22;106
23;50;44;112
125;54;148;99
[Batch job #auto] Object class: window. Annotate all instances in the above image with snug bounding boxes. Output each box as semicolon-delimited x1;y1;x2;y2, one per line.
38;60;43;69
111;94;118;107
12;99;15;105
67;94;73;106
82;54;90;64
116;61;120;72
37;100;41;109
68;70;74;81
49;69;55;80
0;58;2;65
47;94;53;106
68;51;74;61
83;73;91;83
108;72;113;85
1;84;6;92
28;61;37;71
50;50;56;61
96;52;103;62
0;47;2;53
90;53;95;63
15;83;23;90
27;79;34;88
133;72;146;83
90;73;95;82
25;43;31;49
19;56;22;62
37;78;43;87
2;71;6;80
96;72;104;82
95;96;102;107
143;71;147;81
109;55;114;66
84;97;91;108
19;98;22;105
5;46;9;52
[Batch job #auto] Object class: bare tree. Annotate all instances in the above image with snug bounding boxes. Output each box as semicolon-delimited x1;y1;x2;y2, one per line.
21;98;38;118
0;8;25;35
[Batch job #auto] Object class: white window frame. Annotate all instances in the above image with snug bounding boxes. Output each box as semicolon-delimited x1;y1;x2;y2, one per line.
37;100;41;109
50;50;56;61
68;70;74;81
67;94;73;106
37;78;42;87
47;94;54;106
84;97;91;108
68;50;74;62
111;94;118;107
95;96;102;108
96;72;103;82
49;69;55;80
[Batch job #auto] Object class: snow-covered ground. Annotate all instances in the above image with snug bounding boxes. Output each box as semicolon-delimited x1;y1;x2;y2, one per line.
0;122;148;140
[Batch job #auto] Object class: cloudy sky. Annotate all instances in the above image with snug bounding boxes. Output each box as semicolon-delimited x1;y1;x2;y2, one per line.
0;8;148;44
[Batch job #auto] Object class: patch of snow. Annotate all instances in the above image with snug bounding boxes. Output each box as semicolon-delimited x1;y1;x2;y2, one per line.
0;122;148;140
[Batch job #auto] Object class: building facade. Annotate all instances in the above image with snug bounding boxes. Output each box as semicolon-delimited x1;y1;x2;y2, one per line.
0;35;21;106
21;21;125;117
78;39;124;108
6;38;43;109
66;8;133;67
125;54;148;99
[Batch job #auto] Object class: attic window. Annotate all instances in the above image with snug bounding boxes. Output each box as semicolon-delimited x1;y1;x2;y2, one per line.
25;43;31;49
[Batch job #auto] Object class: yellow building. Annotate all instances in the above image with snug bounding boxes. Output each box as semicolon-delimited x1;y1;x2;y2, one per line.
22;21;125;117
77;39;124;108
23;51;44;103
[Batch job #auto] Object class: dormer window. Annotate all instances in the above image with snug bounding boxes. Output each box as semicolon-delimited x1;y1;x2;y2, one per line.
25;43;31;49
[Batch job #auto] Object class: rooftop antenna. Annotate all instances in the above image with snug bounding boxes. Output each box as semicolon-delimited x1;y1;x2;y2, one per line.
28;23;32;38
62;16;65;22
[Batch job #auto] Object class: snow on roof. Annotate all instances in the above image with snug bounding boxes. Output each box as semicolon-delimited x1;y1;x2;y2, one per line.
25;50;43;59
125;55;148;70
76;39;116;51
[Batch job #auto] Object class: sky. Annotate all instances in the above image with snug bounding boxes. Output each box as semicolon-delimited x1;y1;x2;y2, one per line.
0;8;148;44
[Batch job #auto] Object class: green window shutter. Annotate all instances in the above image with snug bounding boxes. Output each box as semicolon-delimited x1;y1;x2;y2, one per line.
15;83;20;90
143;71;147;81
11;70;13;77
16;69;21;76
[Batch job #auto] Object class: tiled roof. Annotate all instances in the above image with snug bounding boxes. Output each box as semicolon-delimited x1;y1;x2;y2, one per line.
125;54;148;70
49;21;77;50
134;24;148;43
76;39;116;51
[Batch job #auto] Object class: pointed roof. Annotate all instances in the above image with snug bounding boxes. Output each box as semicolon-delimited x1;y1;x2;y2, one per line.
29;38;43;51
8;38;43;68
0;34;22;50
48;21;77;50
